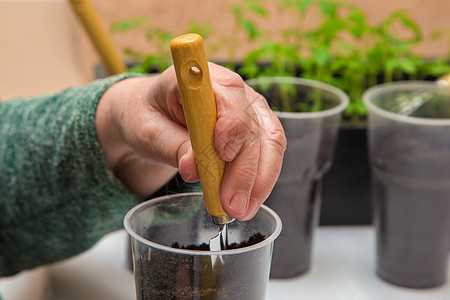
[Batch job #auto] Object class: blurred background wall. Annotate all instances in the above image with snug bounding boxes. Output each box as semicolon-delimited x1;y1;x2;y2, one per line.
1;0;450;100
95;0;450;60
0;0;92;100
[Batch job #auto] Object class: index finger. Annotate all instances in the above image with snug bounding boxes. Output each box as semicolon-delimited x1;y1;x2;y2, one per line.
240;85;286;220
209;64;262;220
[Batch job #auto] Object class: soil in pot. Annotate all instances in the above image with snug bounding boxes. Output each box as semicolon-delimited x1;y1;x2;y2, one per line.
171;232;266;250
134;232;270;300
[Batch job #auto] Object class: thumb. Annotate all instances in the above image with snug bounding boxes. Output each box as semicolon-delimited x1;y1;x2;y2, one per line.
128;111;199;182
178;142;199;182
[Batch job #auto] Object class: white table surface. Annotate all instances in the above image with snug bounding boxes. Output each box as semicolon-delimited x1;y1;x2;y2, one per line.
5;226;449;300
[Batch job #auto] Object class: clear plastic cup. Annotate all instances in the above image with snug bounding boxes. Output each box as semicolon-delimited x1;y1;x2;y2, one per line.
364;81;450;288
124;192;281;299
246;77;348;278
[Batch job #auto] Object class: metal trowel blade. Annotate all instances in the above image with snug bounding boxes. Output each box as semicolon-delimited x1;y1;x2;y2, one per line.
209;224;228;251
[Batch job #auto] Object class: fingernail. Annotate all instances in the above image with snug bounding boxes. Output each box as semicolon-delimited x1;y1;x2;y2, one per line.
178;146;191;167
238;198;259;221
179;148;198;182
247;198;260;218
229;192;249;215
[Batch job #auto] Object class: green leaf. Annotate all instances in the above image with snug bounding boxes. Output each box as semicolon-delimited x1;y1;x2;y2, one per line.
126;64;146;74
318;0;338;17
230;5;243;19
385;60;397;72
397;59;417;74
123;47;141;58
430;27;450;41
187;22;213;38
142;56;157;72
146;29;174;43
355;99;368;116
344;102;357;117
297;0;312;14
282;28;299;39
312;47;331;67
250;6;269;16
380;10;422;44
422;59;450;76
238;65;261;78
243;20;260;40
110;16;148;33
245;0;269;16
430;29;444;40
347;10;366;39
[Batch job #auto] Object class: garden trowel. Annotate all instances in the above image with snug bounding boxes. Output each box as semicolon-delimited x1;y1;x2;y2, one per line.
170;33;235;252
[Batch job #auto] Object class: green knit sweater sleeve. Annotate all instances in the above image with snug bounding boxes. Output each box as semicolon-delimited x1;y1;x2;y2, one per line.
0;74;200;277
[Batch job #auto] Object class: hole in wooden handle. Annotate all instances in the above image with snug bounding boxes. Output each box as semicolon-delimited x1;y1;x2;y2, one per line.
181;60;203;89
190;66;201;76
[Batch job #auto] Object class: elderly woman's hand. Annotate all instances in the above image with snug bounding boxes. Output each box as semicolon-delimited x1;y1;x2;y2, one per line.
96;63;286;221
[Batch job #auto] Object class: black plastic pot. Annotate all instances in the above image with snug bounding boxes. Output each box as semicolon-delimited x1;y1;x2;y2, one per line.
320;125;372;225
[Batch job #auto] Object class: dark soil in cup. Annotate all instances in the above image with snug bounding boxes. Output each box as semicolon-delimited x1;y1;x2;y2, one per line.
171;233;266;250
134;232;271;299
372;124;450;288
374;179;450;288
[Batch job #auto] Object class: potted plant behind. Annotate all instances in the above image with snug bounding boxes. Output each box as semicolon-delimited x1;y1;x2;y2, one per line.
233;0;450;225
214;0;450;277
110;16;216;74
245;76;348;278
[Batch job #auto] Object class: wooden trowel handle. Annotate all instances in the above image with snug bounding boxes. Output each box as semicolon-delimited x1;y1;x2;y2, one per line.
170;34;234;225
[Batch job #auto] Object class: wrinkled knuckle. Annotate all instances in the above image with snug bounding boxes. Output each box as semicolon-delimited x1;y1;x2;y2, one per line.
235;165;257;185
176;138;191;163
266;127;287;155
256;177;276;199
219;71;245;89
143;123;158;141
242;107;260;132
233;116;251;134
128;122;156;149
218;115;252;143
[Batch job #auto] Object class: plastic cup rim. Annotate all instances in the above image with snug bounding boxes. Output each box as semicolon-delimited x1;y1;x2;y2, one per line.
245;76;349;119
363;80;450;126
123;192;282;256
